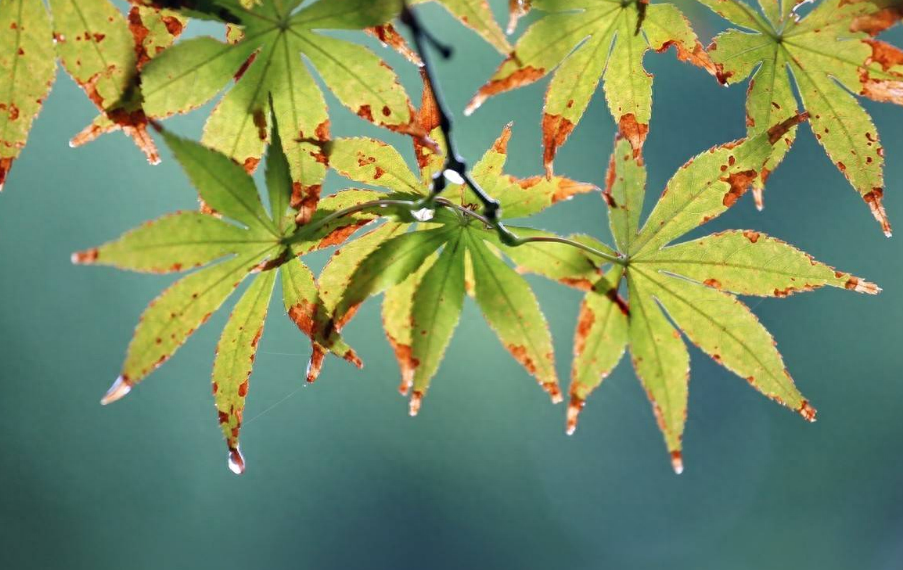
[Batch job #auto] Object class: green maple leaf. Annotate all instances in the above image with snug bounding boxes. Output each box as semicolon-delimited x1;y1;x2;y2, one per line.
697;0;902;233
72;114;374;474
466;0;716;174
139;0;421;224
0;0;181;190
516;116;880;473
320;89;597;413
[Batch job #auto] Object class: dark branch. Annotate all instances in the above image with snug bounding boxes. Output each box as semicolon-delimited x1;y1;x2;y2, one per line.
399;2;519;246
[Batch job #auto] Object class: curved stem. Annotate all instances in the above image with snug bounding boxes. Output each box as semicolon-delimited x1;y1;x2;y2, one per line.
400;2;519;246
435;198;626;266
286;199;416;245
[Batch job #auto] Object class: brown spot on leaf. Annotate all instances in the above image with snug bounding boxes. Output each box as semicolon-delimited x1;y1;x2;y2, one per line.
288;300;317;337
234;51;258;82
618;113;649;156
292;182;321;225
387;334;418;396
72;248;100;264
366;24;422;65
863;188;892;237
466;64;546;115
721;170;757;207
703;278;722;288
508;344;537;375
742;230;761;243
542;113;575;177
767;112;808;144
357;105;374;122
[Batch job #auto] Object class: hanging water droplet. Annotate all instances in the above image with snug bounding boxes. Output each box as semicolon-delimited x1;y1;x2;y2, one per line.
100;376;132;405
411;207;435;222
409;391;423;417
671;451;684;475
566;396;584;436
228;447;246;475
443;169;465;186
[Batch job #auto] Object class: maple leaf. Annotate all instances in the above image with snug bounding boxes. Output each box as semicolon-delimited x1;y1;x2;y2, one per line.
0;0;176;190
698;0;902;233
321;104;596;413
72;114;374;474
465;0;716;175
517;115;879;473
139;0;419;224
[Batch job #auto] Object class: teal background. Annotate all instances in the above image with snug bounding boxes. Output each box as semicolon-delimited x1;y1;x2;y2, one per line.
1;2;902;568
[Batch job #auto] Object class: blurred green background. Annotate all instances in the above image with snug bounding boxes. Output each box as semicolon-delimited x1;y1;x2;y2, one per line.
1;2;902;568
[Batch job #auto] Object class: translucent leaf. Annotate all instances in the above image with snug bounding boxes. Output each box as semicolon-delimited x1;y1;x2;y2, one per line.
116;246;278;391
326;138;424;195
636;267;814;421
212;269;276;474
569;267;628;433
467;0;715;172
467;230;561;403
161;130;278;236
0;0;56;190
72;211;271;273
637;229;880;297
281;256;361;383
50;0;160;163
627;271;689;474
409;233;467;407
604;136;646;252
333;227;453;325
142;0;415;199
631;117;804;256
383;252;439;396
703;0;902;231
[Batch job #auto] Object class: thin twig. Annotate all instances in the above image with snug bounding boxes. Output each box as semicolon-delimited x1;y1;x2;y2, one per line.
286;199;416;245
400;2;519;246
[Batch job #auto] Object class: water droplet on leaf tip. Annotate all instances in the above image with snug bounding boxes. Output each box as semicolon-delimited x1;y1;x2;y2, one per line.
228;447;246;475
671;451;684;475
100;376;131;405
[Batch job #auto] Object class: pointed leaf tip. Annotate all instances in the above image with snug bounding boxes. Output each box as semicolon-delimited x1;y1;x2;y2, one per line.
228;447;246;475
100;376;132;405
799;400;817;423
671;451;684;475
545;382;563;404
566;396;584;435
845;277;881;295
409;391;423;417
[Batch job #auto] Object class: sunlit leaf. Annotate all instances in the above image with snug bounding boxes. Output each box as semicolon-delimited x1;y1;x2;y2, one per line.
699;0;902;231
517;114;878;472
141;0;415;217
467;0;716;174
213;268;276;475
0;0;56;190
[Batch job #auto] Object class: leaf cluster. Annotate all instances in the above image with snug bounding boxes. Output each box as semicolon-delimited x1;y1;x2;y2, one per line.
1;0;897;473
